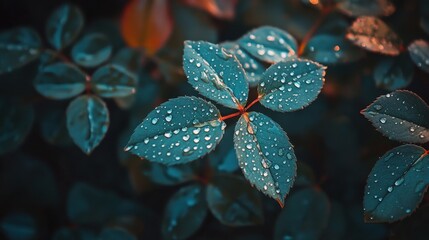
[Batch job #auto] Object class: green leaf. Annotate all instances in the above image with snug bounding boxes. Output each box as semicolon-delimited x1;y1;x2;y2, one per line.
0;99;34;155
337;0;395;17
206;173;263;226
234;112;297;206
46;4;84;50
274;188;330;240
34;63;87;100
361;90;429;143
66;95;109;154
303;34;365;65
162;184;207;240
71;33;112;68
408;39;429;74
374;54;414;91
0;27;42;74
258;59;326;112
364;144;429;222
221;42;265;87
238;26;297;63
91;64;137;98
126;96;226;165
183;41;249;109
346;16;402;56
139;160;198;186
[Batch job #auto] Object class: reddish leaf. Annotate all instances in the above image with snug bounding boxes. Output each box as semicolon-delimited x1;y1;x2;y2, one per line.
183;0;238;20
120;0;173;55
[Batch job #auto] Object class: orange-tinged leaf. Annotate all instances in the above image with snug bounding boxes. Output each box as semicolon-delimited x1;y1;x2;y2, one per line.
183;0;238;20
120;0;173;55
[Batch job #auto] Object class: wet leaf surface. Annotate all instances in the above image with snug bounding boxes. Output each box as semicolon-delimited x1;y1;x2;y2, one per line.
362;90;429;143
408;39;429;74
258;59;326;112
234;112;297;206
346;16;402;56
183;41;248;109
126;96;225;165
364;144;429;223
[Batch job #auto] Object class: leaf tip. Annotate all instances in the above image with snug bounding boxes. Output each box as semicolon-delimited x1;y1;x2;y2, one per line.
276;198;285;208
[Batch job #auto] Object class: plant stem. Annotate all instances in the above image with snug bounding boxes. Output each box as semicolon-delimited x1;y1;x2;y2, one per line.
298;6;334;56
219;111;242;121
245;96;262;111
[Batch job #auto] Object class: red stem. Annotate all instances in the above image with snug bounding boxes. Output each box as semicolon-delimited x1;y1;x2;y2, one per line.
245;96;261;111
298;6;334;56
219;111;242;121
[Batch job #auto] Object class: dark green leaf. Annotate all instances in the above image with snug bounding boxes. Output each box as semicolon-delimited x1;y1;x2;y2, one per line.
66;95;109;154
0;27;42;74
0;213;37;240
71;33;112;68
112;48;142;73
46;4;84;50
183;41;248;109
364;144;429;222
337;0;395;17
408;39;429;73
206;173;263;226
210;127;239;173
258;59;326;112
91;64;137;98
39;107;72;146
34;63;87;100
238;26;297;63
53;227;96;240
67;182;121;225
362;90;429;143
0;99;34;155
346;16;402;56
221;42;265;87
162;184;207;240
304;34;365;65
274;188;330;240
374;54;414;91
126;96;225;165
140;160;198;186
234;112;297;206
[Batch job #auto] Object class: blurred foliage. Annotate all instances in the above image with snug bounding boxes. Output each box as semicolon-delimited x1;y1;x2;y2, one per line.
0;0;429;239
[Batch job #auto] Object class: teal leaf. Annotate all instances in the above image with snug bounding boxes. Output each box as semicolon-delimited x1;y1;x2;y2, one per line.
361;90;429;143
408;39;429;73
274;188;330;240
337;0;395;17
258;59;326;112
162;184;207;240
71;33;112;68
183;41;249;109
364;144;429;222
303;34;365;65
234;112;297;206
126;96;226;165
91;64;137;98
238;26;298;63
140;160;198;186
39;107;72;146
0;99;34;155
374;54;414;91
46;4;84;50
112;47;142;73
346;16;402;56
221;42;265;87
34;63;87;100
0;213;37;240
0;27;42;74
206;173;263;226
66;95;109;154
66;182;142;226
210;127;239;173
